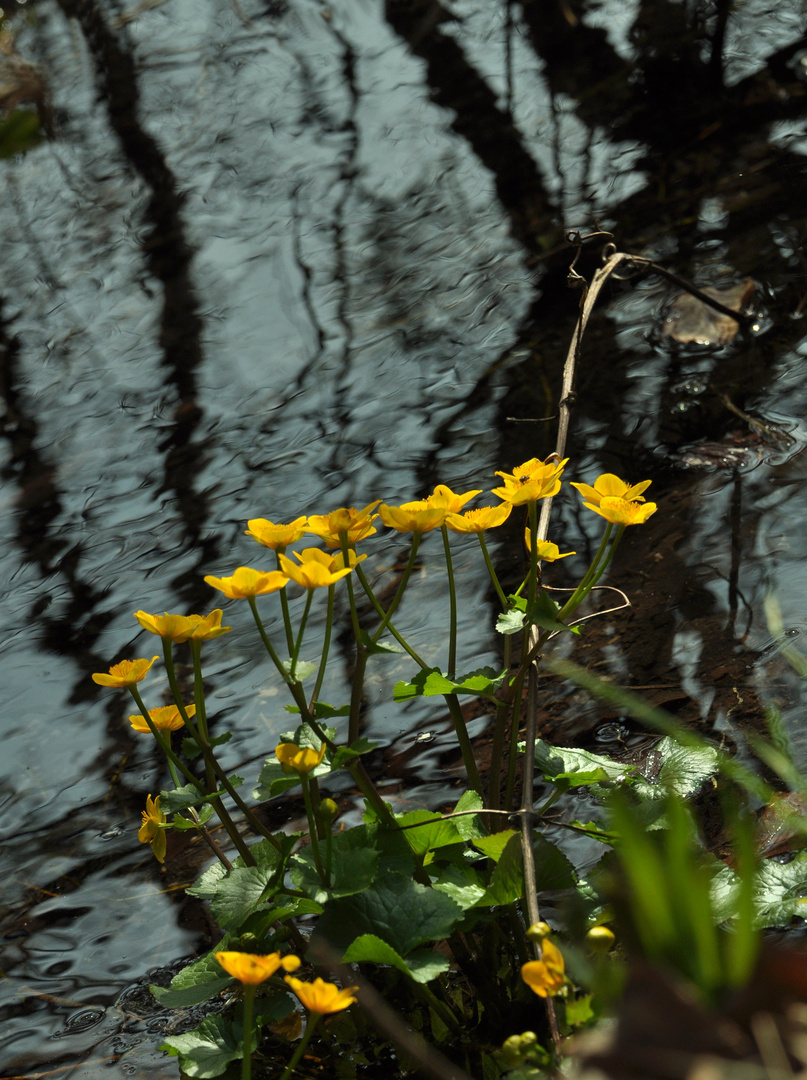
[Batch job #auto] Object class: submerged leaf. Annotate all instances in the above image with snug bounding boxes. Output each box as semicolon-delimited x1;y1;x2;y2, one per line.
662;278;754;346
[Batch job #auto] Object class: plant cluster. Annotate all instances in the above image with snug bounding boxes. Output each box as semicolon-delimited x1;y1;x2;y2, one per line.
91;242;807;1078
92;461;664;1076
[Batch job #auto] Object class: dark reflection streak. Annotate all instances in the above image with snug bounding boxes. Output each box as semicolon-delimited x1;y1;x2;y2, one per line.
726;469;743;640
54;0;217;594
384;0;559;249
708;0;732;90
290;186;326;367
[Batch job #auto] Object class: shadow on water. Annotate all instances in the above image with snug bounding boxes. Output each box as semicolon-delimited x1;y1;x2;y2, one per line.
2;0;807;1074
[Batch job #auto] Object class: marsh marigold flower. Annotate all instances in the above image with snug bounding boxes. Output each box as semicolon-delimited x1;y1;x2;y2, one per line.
584;496;657;526
521;939;566;998
523;530;576;560
378;501;446;533
445;505;512;533
129;703;195;734
245;516;308;550
204;566;289;599
92;656;159;688
134;610;231;642
492;457;567;506
425;484;482;513
276;741;327;775
278;548;355;589
284;975;358;1014
305;502;380;548
570;473;651;507
216;950;301;985
138;794;168;863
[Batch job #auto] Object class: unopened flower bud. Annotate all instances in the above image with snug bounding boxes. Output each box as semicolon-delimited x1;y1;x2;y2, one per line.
585;925;616;952
318;798;339;825
526;921;552;943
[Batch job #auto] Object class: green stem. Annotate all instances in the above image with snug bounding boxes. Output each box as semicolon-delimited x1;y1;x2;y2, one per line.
414;980;461;1034
445;694;483;798
291;590;314;680
354;564;429;667
368;534;422;642
487;699;511;812
247;597;301;689
526;502;539;604
343;557;369;744
440;525;458;679
301;776;327;885
190;640;215;792
477;531;508;609
162;642;280;858
309;585;334;708
275;548;296;655
128;684;203;791
241;983;255;1080
279;1013;320;1080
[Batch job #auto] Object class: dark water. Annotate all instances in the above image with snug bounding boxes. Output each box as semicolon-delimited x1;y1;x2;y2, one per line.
2;0;807;1074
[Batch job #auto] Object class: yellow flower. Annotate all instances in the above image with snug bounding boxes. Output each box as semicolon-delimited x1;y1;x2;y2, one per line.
584;496;657;526
129;703;195;734
492;457;567;506
284;975;358;1014
521;939;565;998
277;548;354;589
138;794;168;863
445;505;513;533
245;516;308;550
523;530;576;560
92;656;159;687
305;502;380;548
378;501;446;533
332;550;367;572
425;484;482;513
570;473;651;506
133;610;231;642
216;950;301;985
204;566;289;599
275;741;327;775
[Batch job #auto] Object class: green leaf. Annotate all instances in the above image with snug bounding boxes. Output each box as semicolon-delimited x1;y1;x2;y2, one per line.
162;1013;246;1077
282;659;317;681
285;702;351;719
496;606;527;635
331;738;378;770
182;731;232;759
393;666;506;702
656;736;720;796
342;933;449;983
473;830;517;862
532;832;577;891
394;811;464;856
564;994;596;1028
452;790;487;840
172;805;214;831
430;863;487;910
313;872;463;957
290;828;379;903
533;740;632;788
187;835;296;929
359;630;404;655
151;937;239;1009
479;833;524;905
496;592;579;637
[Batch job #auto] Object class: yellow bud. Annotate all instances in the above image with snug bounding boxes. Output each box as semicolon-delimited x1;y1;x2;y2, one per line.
526;921;552;943
318;798;339;824
585;925;616;952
